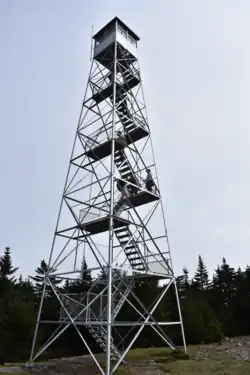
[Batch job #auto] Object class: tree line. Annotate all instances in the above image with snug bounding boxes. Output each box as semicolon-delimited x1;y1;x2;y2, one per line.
0;246;250;364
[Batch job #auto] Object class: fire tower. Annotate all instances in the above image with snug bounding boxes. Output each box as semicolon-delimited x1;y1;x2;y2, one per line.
30;17;186;375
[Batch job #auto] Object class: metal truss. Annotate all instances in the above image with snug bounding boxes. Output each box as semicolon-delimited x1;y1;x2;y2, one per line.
30;18;186;375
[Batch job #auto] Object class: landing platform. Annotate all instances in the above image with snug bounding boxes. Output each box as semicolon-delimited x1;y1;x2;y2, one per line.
92;75;140;104
85;126;149;160
124;189;160;209
79;215;129;234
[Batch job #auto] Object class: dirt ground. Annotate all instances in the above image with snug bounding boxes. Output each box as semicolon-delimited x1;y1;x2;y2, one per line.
1;336;250;374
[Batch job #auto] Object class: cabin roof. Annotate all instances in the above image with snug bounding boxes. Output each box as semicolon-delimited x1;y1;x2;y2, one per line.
93;17;140;42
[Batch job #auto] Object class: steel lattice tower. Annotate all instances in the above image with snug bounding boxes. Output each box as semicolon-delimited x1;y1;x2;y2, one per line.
30;17;186;375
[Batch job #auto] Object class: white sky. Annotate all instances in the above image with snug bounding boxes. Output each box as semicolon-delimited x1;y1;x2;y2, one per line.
1;0;250;278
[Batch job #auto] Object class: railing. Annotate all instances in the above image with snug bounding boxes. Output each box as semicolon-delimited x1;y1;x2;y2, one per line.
134;113;146;128
85;117;145;153
85;125;112;151
116;66;140;86
91;66;140;97
59;293;88;321
126;167;158;194
79;206;104;224
145;252;171;276
79;198;129;225
92;79;111;96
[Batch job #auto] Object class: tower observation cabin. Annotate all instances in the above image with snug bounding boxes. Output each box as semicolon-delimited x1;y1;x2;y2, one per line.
93;17;139;67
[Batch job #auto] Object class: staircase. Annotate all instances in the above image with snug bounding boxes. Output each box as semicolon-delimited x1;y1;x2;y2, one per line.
87;280;132;361
100;279;133;320
113;279;133;317
114;148;139;193
109;66;147;272
113;146;140;215
87;325;121;360
114;225;145;271
116;93;136;133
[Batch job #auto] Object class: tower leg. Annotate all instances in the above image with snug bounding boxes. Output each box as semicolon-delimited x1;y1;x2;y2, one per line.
30;280;47;361
106;38;118;375
174;280;187;352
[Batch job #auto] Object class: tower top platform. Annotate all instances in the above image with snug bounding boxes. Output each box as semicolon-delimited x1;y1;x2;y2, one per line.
93;16;140;43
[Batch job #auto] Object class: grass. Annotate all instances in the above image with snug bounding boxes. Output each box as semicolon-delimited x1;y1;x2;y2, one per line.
1;344;250;374
125;346;250;374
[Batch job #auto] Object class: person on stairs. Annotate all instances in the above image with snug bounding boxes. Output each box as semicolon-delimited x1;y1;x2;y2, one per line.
114;180;127;215
116;130;127;146
145;168;154;192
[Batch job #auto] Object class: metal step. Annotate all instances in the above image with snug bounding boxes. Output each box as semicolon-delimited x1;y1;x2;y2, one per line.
121;172;134;180
113;281;133;317
129;256;141;261
120;165;130;172
88;326;121;359
114;226;146;271
114;226;127;234
117;234;129;240
119;240;130;246
114;149;139;188
126;253;139;258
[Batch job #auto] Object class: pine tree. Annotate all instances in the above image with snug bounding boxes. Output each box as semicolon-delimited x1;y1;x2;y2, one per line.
69;258;92;293
80;258;92;283
0;247;18;282
30;259;60;296
176;267;189;300
210;258;237;336
193;255;209;290
230;265;250;335
213;257;236;306
17;276;35;301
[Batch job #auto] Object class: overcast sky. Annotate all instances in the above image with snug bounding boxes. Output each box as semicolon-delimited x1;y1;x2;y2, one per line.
1;0;250;278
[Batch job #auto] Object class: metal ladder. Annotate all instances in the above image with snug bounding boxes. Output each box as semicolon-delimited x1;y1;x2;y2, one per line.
114;225;146;271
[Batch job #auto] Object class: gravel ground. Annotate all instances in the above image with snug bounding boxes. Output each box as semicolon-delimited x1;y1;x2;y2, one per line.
1;336;250;374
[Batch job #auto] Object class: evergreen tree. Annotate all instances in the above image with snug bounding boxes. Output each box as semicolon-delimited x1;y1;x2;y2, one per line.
30;259;60;296
193;255;209;290
97;267;108;280
0;247;18;282
80;258;92;283
213;257;236;306
69;258;92;293
182;294;222;344
177;267;189;298
0;293;37;363
230;265;250;334
17;275;35;301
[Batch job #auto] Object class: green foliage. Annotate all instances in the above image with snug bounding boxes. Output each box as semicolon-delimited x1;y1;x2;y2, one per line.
1;249;250;365
155;349;190;363
0;247;18;282
193;255;209;290
29;259;60;296
68;258;92;293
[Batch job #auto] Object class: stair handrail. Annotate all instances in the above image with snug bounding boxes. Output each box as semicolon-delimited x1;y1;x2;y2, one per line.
134;114;146;128
85;123;112;150
92;72;112;93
